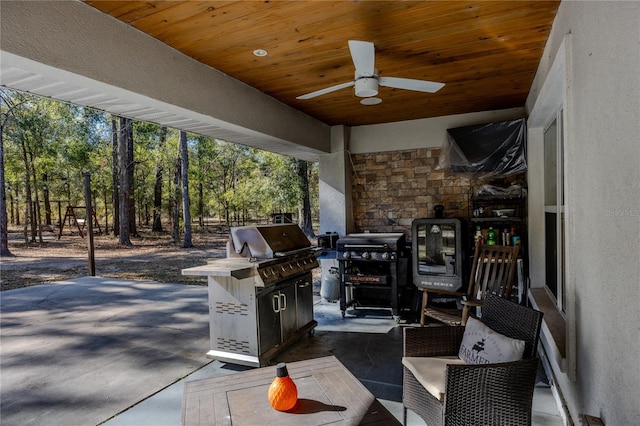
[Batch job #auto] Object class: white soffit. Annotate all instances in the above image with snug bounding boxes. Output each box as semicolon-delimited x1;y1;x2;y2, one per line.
0;53;324;162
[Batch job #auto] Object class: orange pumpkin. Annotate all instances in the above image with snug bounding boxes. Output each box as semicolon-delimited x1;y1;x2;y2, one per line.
268;363;298;411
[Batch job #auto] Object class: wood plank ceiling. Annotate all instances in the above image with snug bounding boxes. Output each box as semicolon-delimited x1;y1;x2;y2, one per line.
84;1;560;127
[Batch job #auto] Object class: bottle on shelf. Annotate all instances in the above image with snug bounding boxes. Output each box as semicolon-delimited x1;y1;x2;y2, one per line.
502;228;510;246
486;227;497;245
510;226;520;246
474;226;483;245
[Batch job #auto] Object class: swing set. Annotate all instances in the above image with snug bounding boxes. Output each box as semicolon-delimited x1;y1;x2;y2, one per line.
57;205;102;239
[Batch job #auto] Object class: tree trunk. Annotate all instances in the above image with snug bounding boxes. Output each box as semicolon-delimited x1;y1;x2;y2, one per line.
111;117;119;236
0;121;12;256
8;189;15;224
297;160;314;237
224;202;230;227
8;189;14;225
28;150;42;243
152;127;166;232
136;174;142;227
19;138;32;243
198;182;204;228
13;186;19;226
171;156;181;243
103;189;109;235
118;117;131;245
42;173;52;225
23;201;29;243
180;131;192;248
125;119;137;237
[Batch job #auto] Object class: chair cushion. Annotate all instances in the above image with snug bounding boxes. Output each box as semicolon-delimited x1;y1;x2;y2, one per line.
458;316;525;364
402;356;466;401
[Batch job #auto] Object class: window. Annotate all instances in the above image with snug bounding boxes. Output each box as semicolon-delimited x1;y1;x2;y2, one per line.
528;35;575;380
544;112;566;313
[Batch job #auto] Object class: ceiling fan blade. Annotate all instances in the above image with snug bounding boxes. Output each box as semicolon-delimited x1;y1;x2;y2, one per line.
379;76;445;93
296;81;355;100
348;40;375;77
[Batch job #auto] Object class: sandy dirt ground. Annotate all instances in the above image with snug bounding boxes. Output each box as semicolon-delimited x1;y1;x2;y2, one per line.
0;225;232;291
1;225;321;292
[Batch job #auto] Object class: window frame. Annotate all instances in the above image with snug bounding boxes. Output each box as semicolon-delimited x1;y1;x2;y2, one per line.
543;112;566;313
527;35;576;381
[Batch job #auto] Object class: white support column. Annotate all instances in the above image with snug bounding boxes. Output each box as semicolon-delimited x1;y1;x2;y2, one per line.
318;125;353;301
319;125;353;237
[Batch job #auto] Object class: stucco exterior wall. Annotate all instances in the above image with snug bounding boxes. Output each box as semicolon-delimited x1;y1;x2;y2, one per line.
349;107;524;153
526;2;640;423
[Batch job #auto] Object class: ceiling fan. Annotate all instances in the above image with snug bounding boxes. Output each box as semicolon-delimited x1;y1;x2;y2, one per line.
296;40;445;102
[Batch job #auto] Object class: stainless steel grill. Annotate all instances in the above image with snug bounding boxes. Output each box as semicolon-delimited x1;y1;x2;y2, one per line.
228;224;320;286
183;224;319;367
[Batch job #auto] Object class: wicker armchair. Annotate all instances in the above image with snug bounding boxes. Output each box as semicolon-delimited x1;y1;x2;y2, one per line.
403;294;543;426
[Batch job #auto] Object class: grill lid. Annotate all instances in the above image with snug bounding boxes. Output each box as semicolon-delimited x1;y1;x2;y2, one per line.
336;233;406;251
229;224;311;259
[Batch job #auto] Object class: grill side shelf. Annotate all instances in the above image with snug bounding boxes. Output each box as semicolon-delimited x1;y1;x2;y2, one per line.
182;260;255;280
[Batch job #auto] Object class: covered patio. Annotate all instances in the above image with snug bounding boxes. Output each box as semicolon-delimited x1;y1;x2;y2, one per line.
2;1;639;424
0;276;562;425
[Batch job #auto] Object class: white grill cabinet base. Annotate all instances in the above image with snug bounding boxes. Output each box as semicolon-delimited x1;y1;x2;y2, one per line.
183;260;317;367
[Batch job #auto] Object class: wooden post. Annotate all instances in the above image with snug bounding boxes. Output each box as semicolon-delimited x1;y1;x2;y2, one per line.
57;200;62;232
83;172;96;276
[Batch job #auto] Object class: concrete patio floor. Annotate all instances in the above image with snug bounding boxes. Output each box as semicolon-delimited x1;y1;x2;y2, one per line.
0;277;564;426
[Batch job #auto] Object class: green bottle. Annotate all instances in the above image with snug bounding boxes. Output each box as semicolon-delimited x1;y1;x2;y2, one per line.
486;227;497;245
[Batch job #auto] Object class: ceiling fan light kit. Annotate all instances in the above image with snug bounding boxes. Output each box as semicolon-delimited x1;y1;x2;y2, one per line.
360;97;382;106
296;40;444;103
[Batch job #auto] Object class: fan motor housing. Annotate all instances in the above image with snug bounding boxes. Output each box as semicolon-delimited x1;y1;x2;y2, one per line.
355;78;379;97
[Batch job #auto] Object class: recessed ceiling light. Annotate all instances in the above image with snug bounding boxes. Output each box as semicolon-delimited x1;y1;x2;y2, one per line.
253;49;268;57
360;97;382;105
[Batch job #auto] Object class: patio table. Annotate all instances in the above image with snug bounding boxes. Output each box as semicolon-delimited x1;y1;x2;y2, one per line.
182;355;399;425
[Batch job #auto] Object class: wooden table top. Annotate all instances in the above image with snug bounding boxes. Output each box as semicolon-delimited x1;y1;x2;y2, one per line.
182;356;400;425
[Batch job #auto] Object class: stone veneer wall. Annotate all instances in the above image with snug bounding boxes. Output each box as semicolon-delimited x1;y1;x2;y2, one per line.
350;148;473;235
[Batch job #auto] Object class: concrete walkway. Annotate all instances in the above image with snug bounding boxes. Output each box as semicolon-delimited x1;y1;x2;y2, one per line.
0;277;210;426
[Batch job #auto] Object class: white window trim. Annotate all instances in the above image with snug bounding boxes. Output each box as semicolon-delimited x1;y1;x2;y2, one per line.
527;35;576;382
543;112;565;313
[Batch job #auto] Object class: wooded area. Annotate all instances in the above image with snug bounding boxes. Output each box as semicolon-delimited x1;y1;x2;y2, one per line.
0;88;319;256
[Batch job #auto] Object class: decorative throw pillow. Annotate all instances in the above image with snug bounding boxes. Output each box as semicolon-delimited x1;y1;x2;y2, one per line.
458;316;525;364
